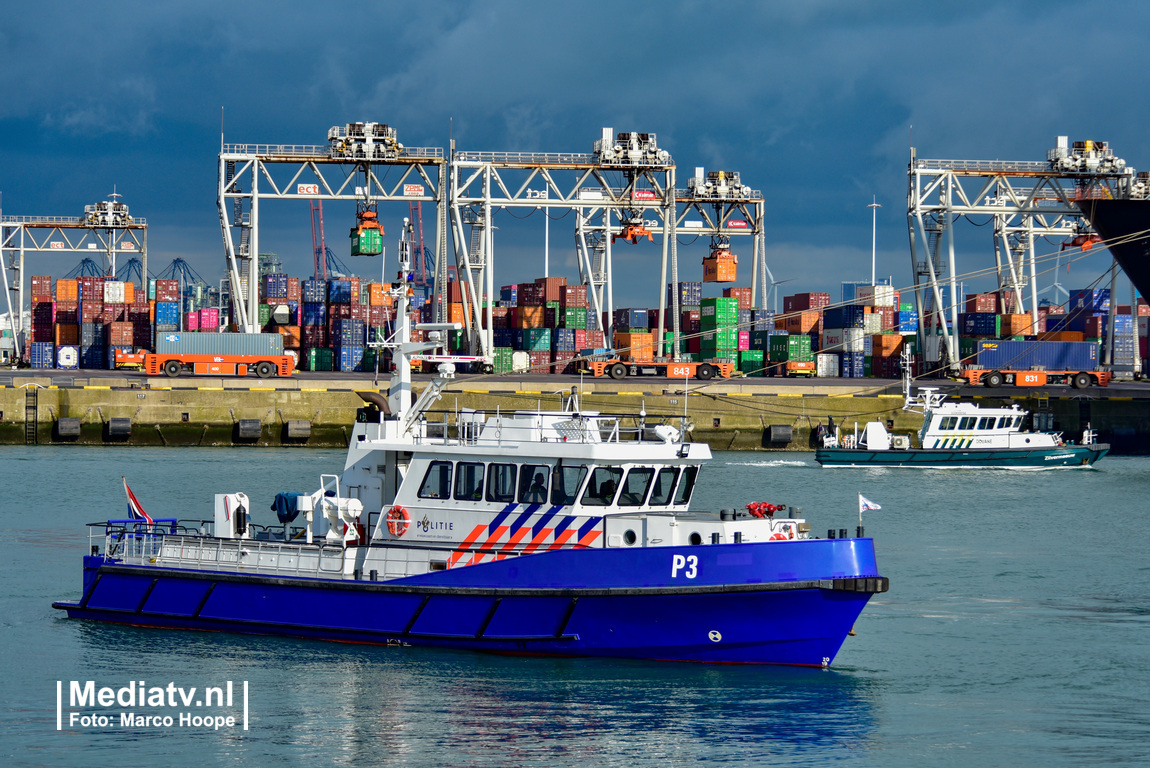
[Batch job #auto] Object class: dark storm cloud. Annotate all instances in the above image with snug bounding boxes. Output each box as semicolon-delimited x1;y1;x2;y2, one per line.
1;1;1147;302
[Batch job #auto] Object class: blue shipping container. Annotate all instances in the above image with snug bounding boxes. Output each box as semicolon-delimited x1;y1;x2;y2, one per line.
823;305;866;329
840;351;865;378
959;312;999;336
155;302;180;325
975;340;1099;371
30;342;55;368
334;346;364;372
614;308;648;331
1069;288;1110;312
302;280;326;303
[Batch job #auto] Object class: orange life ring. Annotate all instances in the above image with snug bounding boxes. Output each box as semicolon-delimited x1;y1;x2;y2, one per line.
769;532;788;541
386;505;410;537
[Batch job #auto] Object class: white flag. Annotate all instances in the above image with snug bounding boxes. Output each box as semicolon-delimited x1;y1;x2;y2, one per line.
858;494;881;514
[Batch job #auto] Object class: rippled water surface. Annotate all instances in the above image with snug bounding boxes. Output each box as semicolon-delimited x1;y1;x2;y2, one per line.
3;446;1149;766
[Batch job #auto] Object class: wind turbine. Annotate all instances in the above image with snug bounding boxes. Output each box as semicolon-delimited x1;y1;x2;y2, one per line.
763;261;795;314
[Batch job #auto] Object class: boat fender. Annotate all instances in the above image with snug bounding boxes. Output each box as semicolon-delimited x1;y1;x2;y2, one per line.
386;505;410;537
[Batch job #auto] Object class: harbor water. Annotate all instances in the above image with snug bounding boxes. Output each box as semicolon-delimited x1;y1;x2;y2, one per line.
2;446;1149;766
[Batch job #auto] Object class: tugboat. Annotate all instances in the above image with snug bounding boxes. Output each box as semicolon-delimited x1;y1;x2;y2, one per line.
816;369;1108;469
53;221;888;667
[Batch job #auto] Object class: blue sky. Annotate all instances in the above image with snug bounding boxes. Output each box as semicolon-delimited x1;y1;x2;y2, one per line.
2;1;1146;308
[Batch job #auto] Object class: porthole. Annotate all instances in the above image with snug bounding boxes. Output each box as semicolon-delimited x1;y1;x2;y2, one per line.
689;532;702;546
623;529;637;546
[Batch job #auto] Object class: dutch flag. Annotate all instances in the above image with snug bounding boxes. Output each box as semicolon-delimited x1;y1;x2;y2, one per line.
123;476;154;525
858;493;881;515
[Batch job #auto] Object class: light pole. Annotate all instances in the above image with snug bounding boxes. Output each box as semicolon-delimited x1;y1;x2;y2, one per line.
868;196;882;285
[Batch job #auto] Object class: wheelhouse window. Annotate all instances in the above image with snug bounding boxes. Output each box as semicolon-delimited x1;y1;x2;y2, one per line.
454;462;484;501
486;463;517;503
618;468;655;506
977;417;995;430
551;465;589;506
672;466;699;505
518;464;550;504
958;417;977;430
581;467;624;506
418;461;453;500
938;416;958;430
648;467;679;506
1014;416;1024;428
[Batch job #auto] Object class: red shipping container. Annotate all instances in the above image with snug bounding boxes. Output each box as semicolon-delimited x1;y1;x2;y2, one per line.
102;304;127;322
560;284;588;308
32;275;54;302
784;292;831;312
107;321;134;345
875;306;895;330
286;278;301;302
517;282;544;306
528;350;552;373
154;279;179;303
680;310;701;334
723;286;753;310
534;276;567;303
964;293;997;313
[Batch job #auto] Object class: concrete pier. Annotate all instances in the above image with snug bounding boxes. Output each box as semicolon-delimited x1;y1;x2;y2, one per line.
1;373;1148;453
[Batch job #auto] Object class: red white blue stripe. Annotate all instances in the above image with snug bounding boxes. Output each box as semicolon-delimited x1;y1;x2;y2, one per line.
123;477;154;525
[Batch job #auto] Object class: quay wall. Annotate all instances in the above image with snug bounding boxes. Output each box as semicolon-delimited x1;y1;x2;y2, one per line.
1;375;1148;453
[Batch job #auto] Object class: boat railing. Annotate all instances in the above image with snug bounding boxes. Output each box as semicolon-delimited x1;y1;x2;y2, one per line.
98;522;348;580
413;412;652;446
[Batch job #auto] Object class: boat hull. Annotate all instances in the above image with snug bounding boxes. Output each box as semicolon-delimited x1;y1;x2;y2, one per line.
53;541;887;666
816;443;1109;468
1075;198;1150;301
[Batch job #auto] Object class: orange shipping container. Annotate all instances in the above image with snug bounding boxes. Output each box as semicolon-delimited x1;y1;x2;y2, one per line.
55;323;79;346
1000;314;1033;336
703;254;738;283
448;302;469;326
784;311;821;334
1039;330;1085;342
277;325;302;348
614;331;655;362
368;282;394;306
517;306;545;329
123;281;135;304
56;278;79;302
872;334;904;356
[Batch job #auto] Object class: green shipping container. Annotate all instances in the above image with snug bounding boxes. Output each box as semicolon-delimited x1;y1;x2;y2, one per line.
304;348;334;372
351;229;383;256
564;308;587;329
493;346;515;374
768;334;813;362
701;297;739;324
739;349;765;377
864;355;873;377
258;304;271;325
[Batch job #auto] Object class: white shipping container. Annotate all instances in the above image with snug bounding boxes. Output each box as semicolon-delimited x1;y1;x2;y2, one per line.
855;284;896;307
511;351;531;372
103;280;126;304
816;352;840;377
862;313;882;335
822;327;866;352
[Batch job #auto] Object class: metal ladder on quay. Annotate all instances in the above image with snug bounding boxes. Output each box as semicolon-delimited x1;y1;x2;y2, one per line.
24;387;38;444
